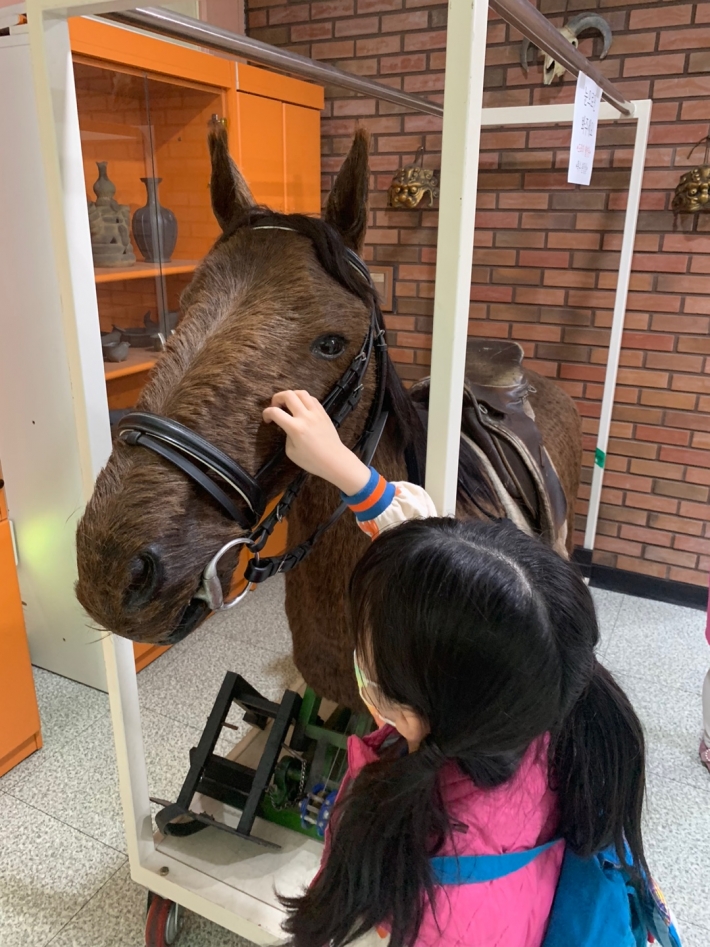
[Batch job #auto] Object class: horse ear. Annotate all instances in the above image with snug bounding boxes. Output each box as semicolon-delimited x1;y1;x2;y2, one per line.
208;116;254;232
325;129;370;255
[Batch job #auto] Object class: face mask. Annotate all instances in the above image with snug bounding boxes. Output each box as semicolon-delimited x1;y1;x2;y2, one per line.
353;651;398;728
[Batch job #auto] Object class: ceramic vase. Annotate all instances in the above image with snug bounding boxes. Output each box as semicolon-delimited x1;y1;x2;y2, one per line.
132;177;178;264
93;162;116;203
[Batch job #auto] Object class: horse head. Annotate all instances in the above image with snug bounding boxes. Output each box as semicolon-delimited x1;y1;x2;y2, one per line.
75;124;384;647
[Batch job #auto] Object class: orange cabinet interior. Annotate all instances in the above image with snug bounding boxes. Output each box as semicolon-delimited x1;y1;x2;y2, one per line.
0;469;42;777
68;19;322;671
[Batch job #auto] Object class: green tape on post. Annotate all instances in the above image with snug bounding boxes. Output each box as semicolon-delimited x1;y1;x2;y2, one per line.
594;448;606;468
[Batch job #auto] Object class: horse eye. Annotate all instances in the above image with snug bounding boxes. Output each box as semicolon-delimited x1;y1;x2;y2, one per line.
311;334;347;360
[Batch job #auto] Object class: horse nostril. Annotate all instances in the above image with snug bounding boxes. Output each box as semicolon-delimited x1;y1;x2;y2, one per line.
125;547;164;609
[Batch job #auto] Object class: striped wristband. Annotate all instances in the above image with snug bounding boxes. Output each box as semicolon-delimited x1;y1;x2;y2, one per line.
342;467;396;522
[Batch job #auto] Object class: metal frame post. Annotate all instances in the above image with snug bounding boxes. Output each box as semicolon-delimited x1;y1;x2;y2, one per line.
425;0;490;515
584;98;651;550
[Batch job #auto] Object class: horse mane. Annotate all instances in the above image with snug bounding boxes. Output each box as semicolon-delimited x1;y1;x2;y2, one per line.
222;208;498;514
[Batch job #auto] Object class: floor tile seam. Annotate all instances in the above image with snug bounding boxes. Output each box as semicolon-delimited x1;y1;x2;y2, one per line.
50;700;211;751
604;597;625;634
644;768;710;798
32;707;113;757
645;736;706;760
137;707;203;737
135;649;183;676
646;759;710;793
137;703;212;737
2;789;129;856
610;611;707;635
614;591;702;611
5;708;212;821
134;705;237;780
138;668;280;704
597;639;614;659
43;860;129;947
139;702;234;743
674;919;710;943
71;708;113;740
600;666;705;701
0;711;117;793
647;730;710;755
137;675;295;726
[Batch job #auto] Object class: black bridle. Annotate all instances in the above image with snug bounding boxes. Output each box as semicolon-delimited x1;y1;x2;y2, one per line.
116;221;389;615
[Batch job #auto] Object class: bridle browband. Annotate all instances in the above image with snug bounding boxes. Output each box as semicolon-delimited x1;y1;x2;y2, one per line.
116;218;389;628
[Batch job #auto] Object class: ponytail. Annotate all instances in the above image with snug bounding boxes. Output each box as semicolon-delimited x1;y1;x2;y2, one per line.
551;661;647;878
281;739;450;947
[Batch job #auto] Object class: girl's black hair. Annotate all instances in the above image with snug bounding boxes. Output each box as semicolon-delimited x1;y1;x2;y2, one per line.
282;518;647;947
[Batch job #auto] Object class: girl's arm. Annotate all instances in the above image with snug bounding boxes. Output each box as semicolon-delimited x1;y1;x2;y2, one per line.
263;390;437;539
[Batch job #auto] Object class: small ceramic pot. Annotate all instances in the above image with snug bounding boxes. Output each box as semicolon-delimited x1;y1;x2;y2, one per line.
103;341;131;363
115;325;154;349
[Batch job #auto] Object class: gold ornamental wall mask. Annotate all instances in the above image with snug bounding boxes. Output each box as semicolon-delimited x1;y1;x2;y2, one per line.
388;147;440;210
672;134;710;217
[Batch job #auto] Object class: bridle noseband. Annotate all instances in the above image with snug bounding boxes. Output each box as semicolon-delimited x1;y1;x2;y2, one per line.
118;412;266;531
116;219;388;626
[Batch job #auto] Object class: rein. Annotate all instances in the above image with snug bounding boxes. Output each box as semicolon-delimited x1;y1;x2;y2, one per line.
116;219;389;616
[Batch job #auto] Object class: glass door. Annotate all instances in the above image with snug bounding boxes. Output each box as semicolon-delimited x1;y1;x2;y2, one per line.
74;59;223;416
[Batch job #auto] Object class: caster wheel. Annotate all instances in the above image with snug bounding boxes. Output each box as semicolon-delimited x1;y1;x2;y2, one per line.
145;893;181;946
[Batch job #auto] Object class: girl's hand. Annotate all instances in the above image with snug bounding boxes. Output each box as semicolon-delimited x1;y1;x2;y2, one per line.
263;390;371;496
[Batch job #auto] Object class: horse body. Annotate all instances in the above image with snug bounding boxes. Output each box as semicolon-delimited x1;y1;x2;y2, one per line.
76;125;582;710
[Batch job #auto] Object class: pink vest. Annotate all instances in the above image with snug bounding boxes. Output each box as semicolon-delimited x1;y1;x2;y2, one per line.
328;728;564;947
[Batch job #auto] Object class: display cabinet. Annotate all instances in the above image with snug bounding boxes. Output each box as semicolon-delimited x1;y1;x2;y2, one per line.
0;15;320;689
72;21;231;419
0;461;43;777
72;16;322;417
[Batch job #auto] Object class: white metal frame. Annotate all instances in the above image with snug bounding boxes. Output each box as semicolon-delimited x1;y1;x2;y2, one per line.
19;0;650;939
428;95;652;532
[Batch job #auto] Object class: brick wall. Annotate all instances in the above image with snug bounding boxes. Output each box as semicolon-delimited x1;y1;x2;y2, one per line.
247;0;710;588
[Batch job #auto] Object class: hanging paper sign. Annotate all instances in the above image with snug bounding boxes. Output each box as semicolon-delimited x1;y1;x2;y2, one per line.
568;73;601;186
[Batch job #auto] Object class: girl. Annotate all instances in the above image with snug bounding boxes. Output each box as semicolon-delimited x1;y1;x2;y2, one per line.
263;389;648;947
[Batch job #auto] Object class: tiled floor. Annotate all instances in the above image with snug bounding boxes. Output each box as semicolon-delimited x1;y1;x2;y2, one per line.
1;577;708;946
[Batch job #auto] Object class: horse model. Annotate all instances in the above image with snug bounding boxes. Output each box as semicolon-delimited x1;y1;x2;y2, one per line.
76;124;582;711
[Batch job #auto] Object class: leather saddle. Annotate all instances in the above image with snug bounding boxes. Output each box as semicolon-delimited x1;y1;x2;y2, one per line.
409;339;568;547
